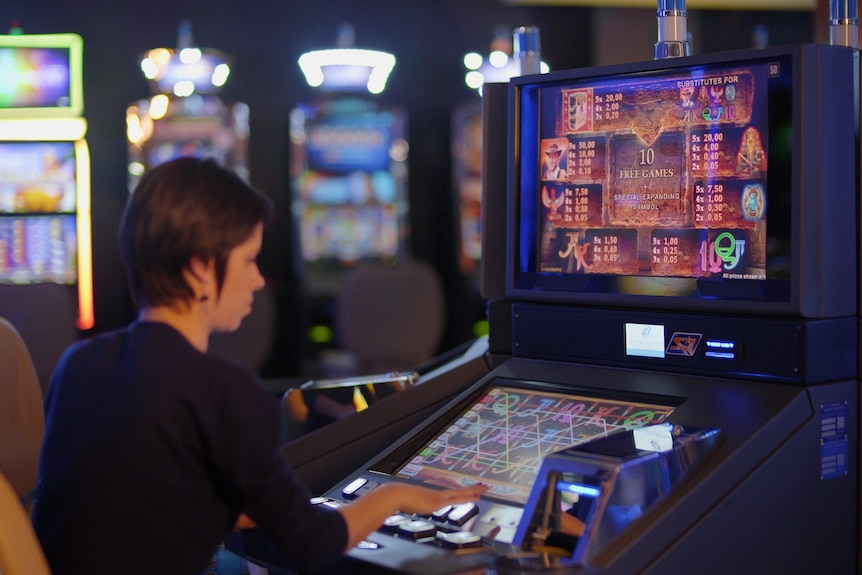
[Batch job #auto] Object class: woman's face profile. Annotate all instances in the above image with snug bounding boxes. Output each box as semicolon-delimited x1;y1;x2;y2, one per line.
209;222;266;334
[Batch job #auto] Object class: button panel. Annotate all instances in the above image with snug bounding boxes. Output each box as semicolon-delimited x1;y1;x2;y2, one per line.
318;477;526;553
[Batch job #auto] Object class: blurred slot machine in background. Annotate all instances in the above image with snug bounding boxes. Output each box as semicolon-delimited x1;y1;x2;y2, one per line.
452;26;549;340
291;99;407;299
451;101;483;307
291;25;409;370
125;21;249;192
125;22;277;375
453;27;521;283
0;30;93;337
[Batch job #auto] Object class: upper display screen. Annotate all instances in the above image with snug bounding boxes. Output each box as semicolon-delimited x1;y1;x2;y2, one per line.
537;60;775;280
509;48;843;312
0;34;83;117
305;110;397;173
0;47;71;108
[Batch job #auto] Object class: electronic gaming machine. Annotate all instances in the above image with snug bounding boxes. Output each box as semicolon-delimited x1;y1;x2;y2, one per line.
0;31;94;331
231;36;860;575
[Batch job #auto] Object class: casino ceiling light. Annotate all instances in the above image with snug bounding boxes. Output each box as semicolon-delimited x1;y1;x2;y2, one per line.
464;26;549;95
138;21;231;97
298;24;396;94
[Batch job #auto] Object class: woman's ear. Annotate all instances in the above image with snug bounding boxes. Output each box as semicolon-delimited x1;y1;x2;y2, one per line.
185;257;215;300
187;256;212;283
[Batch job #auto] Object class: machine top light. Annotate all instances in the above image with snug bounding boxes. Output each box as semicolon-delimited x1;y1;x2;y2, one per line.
298;24;396;94
139;21;231;97
464;26;548;96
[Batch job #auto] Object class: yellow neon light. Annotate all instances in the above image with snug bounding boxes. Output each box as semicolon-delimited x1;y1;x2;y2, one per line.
0;118;88;140
354;386;370;412
74;139;94;330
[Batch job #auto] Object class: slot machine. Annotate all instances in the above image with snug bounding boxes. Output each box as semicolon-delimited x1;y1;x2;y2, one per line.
335;42;859;574
0;31;94;370
231;43;859;575
125;21;248;191
290;96;408;309
452;26;550;341
291;27;410;369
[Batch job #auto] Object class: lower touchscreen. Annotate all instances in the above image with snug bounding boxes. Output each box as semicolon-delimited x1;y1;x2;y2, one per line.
389;383;677;505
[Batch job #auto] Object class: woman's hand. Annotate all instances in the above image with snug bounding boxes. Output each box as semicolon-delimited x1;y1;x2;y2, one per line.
338;482;489;550
392;483;489;516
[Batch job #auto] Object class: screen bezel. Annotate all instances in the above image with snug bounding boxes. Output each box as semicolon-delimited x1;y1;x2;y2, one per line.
0;33;84;118
504;44;857;319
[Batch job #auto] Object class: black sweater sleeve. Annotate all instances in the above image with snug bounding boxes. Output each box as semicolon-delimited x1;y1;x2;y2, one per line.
197;359;349;571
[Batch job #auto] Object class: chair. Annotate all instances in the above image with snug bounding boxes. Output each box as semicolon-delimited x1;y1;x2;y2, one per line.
292;261;446;437
333;260;446;375
0;470;51;575
0;316;45;510
0;284;78;395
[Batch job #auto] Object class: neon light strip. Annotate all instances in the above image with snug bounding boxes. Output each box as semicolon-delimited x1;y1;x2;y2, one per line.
0;118;87;140
557;482;601;498
74;139;94;330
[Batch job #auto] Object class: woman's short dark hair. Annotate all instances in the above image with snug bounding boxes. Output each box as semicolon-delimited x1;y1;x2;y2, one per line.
119;157;273;308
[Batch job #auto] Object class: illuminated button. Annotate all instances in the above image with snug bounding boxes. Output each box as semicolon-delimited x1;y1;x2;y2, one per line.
310;496;341;509
342;478;378;500
437;530;483;549
431;505;453;521
342;478;367;499
381;514;412;532
397;520;437;540
447;503;479;526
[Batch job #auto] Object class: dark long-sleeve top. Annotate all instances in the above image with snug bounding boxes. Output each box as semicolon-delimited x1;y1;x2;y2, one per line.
32;321;347;575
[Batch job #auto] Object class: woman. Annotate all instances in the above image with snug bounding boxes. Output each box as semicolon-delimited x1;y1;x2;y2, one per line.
32;157;486;574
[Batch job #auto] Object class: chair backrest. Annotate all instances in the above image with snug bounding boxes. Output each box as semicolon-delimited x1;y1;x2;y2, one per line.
335;261;445;374
0;470;51;575
0;283;78;394
0;316;45;507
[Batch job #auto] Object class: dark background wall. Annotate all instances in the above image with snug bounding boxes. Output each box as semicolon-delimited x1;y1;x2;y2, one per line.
0;1;815;376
